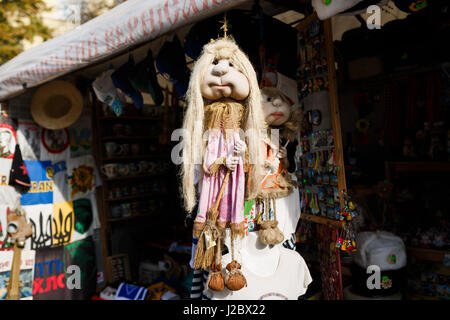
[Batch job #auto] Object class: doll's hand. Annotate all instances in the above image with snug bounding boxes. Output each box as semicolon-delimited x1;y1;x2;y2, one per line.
277;146;287;159
234;140;247;155
264;158;279;172
225;156;239;171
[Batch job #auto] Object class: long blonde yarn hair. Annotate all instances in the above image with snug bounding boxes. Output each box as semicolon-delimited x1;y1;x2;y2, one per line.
181;37;266;213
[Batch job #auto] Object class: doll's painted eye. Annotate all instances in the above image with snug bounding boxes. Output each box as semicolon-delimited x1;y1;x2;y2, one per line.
229;61;234;67
266;97;272;102
213;59;219;65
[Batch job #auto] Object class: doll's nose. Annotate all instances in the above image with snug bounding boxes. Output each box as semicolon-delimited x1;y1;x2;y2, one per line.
273;97;282;106
211;59;230;76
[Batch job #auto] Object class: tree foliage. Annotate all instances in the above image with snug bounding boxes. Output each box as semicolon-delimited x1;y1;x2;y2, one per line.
0;0;52;65
81;0;117;24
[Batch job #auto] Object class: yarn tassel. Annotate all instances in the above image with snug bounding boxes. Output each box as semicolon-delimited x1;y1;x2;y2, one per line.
258;198;284;245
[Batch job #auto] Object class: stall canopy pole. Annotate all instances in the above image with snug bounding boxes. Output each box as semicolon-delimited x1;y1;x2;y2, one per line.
0;0;249;102
323;18;347;210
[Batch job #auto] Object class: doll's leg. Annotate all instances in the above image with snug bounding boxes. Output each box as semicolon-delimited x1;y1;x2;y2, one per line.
229;164;246;240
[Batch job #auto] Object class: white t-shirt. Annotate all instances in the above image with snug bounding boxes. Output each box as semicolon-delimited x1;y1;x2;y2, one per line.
51;160;69;204
0;159;12;187
66;155;101;201
17;120;41;161
21;204;54;250
207;246;312;300
39;128;70;162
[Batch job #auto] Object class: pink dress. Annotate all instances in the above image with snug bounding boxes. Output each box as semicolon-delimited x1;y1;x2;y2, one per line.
195;128;245;232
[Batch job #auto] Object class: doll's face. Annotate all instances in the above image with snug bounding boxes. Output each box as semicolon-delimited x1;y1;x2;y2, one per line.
261;89;291;126
200;58;250;101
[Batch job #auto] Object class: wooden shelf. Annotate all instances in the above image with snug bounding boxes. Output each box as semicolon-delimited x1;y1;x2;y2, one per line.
103;173;165;181
341;266;352;276
407;247;450;263
301;213;346;228
103;154;165;161
107;212;153;222
145;242;172;250
94;88;178;284
99;115;162;120
106;192;167;202
386;161;450;180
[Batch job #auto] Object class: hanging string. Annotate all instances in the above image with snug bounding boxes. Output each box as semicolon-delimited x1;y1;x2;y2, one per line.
215;233;222;265
272;197;277;222
231;234;235;262
220;12;228;38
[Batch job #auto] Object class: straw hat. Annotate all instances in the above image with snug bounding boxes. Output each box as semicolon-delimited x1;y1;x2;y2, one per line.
31;80;83;130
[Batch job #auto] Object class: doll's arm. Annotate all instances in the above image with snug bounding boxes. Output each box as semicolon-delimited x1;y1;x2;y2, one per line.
277;145;287;159
203;147;226;176
206;155;239;174
234;139;246;155
203;132;242;175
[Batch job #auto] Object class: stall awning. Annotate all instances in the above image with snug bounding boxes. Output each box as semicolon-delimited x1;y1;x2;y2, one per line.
0;0;248;101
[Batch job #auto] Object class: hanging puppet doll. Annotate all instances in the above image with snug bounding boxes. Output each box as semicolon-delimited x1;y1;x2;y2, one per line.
181;37;266;291
256;85;303;245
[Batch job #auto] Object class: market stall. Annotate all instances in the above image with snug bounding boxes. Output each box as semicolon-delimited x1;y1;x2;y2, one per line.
0;0;251;300
0;0;448;301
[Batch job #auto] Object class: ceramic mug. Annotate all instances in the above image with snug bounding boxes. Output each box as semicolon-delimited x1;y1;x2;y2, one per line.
112;186;122;198
124;124;133;136
121;203;132;217
117;143;130;156
138;161;149;172
111;205;122;218
146;161;157;174
101;163;118;178
121;185;130;196
105;142;124;158
129;162;143;175
117;163;130;176
131;201;141;214
131;143;140;155
156;162;170;174
112;123;124;136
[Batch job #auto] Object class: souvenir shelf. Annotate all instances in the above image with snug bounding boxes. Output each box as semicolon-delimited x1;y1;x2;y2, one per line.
407;247;450;263
295;15;348;301
107;212;153;223
103;173;165;181
101;136;159;141
385;161;450;180
103;154;167;162
106;192;164;202
98;115;162;120
301;213;345;229
92;88;177;283
296;16;347;224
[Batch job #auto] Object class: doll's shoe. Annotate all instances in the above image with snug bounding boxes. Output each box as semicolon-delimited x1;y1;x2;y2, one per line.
225;260;247;291
206;263;225;291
